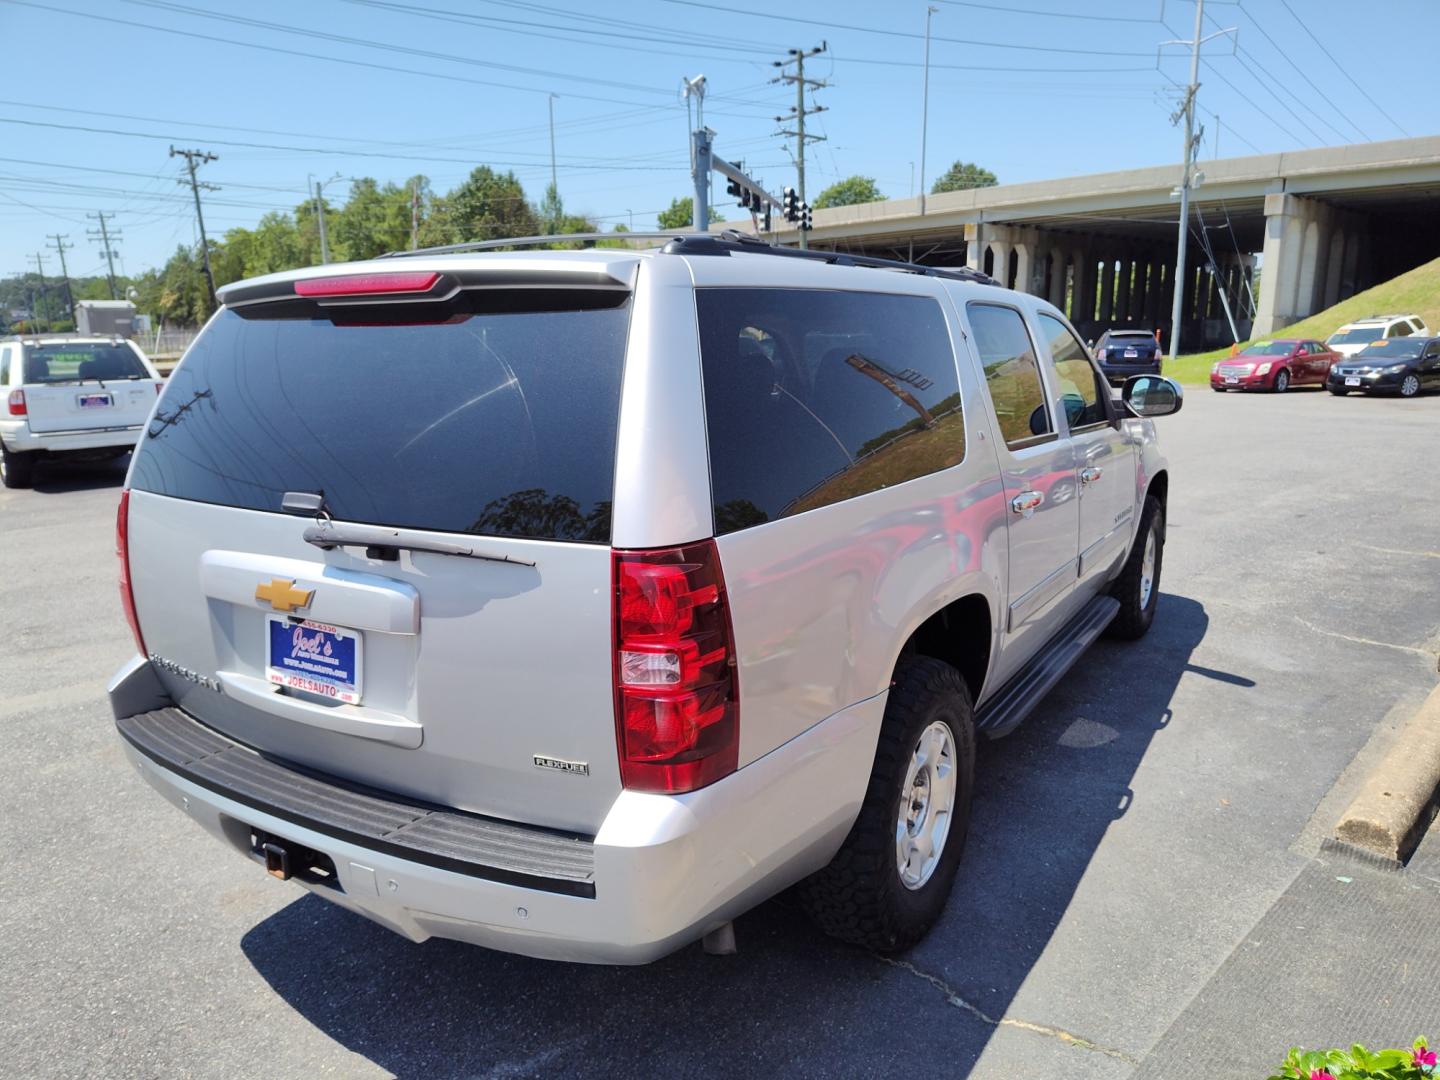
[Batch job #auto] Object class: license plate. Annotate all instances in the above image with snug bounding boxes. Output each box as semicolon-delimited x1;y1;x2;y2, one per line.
1123;348;1138;358
1225;376;1238;384
77;392;113;408
1345;377;1361;387
266;617;362;704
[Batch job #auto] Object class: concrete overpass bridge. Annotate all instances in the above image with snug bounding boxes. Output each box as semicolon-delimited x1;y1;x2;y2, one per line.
751;136;1440;349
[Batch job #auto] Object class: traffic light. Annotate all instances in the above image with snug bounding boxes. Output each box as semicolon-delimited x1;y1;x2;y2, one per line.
798;201;813;231
726;178;741;199
781;186;799;222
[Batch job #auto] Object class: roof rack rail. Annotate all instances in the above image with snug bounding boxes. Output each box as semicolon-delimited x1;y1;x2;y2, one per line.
377;227;998;286
377;231;691;258
661;231;997;285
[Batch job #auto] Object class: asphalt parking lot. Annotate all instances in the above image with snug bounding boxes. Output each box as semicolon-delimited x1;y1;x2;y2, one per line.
3;387;1439;1079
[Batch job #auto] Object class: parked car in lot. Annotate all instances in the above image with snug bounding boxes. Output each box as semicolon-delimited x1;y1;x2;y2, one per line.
0;333;163;488
109;233;1181;964
1326;314;1431;357
1210;338;1340;393
1092;328;1161;385
1326;336;1440;397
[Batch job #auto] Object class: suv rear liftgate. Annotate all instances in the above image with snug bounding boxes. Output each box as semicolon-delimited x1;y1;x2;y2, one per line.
122;261;642;838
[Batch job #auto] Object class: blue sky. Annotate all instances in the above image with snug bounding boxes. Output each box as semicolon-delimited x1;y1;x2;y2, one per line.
0;0;1433;280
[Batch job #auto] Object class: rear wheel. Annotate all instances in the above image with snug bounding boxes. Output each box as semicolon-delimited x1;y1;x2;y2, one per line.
1106;495;1163;641
1400;373;1421;398
0;444;34;488
798;656;975;952
1273;369;1290;393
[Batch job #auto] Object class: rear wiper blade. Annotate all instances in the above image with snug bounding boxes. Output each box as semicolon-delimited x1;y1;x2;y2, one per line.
302;522;536;566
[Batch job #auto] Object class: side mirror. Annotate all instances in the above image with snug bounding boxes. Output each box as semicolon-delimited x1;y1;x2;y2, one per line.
1122;374;1183;418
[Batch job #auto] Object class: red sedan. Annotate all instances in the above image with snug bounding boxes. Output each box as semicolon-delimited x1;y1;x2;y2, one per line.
1211;339;1341;393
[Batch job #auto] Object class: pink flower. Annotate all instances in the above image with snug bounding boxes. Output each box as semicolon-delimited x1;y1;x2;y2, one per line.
1308;1071;1335;1080
1415;1047;1438;1067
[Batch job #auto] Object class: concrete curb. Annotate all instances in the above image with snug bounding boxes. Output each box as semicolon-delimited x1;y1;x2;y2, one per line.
1335;680;1440;862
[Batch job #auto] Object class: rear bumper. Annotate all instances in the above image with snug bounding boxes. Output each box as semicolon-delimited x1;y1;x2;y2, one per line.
1100;362;1160;385
0;419;142;454
109;657;883;964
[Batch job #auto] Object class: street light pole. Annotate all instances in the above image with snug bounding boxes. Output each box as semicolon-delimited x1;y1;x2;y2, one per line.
919;6;938;216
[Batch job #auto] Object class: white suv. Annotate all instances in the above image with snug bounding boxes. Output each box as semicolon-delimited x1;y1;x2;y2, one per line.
0;334;162;487
109;233;1181;963
1327;314;1431;357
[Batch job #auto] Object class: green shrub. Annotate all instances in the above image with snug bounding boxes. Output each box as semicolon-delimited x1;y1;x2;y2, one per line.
1266;1037;1436;1079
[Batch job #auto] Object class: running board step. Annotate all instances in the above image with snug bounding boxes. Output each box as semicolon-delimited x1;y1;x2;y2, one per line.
975;595;1121;738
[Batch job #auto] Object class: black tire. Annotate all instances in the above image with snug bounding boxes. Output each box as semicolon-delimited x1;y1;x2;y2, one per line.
798;656;976;953
0;444;34;488
1273;368;1290;393
1329;387;1349;396
1106;494;1163;641
1399;373;1421;398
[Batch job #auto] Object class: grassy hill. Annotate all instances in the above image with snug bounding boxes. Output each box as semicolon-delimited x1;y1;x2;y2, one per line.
1167;255;1440;383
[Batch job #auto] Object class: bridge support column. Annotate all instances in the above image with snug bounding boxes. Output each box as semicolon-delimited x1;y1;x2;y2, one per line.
1014;242;1034;298
991;239;1013;289
1071;247;1090;322
1254;192;1323;336
964;223;985;273
1047;248;1067;309
1099;255;1115;326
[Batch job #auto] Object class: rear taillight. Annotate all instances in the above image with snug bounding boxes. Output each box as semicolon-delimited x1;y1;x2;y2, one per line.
613;540;738;794
116;490;146;656
7;389;24;416
294;271;440;297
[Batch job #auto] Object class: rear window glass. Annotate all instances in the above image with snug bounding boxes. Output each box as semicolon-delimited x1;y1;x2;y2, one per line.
130;303;629;542
23;342;147;383
697;288;963;534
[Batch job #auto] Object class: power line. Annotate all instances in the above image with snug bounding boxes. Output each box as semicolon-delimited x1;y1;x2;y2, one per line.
1198;60;1308;148
1275;0;1408;137
0;115;686;171
772;42;828;249
0;0;716;114
0;154;304;194
656;0;1159;55
1208;54;1322;146
930;0;1159;22
1230;4;1370;142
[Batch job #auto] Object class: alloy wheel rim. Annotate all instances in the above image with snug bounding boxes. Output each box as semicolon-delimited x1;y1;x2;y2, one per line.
1139;524;1157;609
1402;375;1419;397
1277;371;1288;392
896;720;957;891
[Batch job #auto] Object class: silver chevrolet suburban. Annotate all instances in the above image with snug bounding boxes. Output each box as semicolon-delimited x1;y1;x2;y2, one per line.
109;233;1181;964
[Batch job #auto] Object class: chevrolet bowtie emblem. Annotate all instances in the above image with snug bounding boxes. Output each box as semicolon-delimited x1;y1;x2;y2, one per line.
255;577;315;613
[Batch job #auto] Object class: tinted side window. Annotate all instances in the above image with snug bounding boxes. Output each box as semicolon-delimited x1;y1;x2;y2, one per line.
968;303;1052;450
1038;313;1108;429
697;288;964;533
0;346;10;386
1391;322;1412;337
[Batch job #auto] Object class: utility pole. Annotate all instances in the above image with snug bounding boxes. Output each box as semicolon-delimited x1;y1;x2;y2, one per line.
773;42;827;249
47;234;75;322
1161;1;1235;360
547;92;559;231
410;178;419;250
27;253;50;330
919;6;938;215
86;211;121;300
171;146;219;306
683;74;708;227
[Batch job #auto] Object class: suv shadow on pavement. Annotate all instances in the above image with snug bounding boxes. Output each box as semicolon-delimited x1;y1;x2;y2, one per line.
26;456;129;494
240;592;1231;1079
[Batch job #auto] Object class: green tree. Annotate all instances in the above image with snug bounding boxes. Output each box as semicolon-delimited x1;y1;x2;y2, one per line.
931;161;999;194
656;196;722;229
332;178;414;260
812;175;885;209
446;165;539;243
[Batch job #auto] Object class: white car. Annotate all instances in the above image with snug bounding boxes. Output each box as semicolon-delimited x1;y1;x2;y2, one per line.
1326;314;1431;358
0;334;162;488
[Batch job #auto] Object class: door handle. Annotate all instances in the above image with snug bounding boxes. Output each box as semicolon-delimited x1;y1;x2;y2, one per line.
1010;490;1044;517
1080;466;1103;485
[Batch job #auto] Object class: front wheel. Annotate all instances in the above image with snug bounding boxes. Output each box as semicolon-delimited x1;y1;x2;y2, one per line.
1273;369;1290;393
0;443;34;488
798;656;976;953
1106;495;1163;641
1400;373;1421;398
